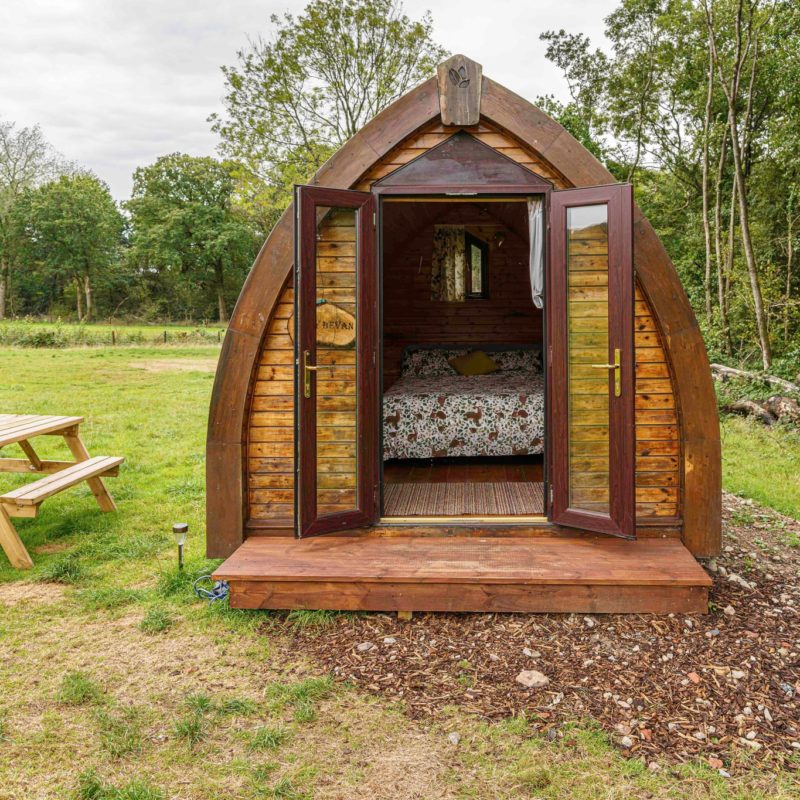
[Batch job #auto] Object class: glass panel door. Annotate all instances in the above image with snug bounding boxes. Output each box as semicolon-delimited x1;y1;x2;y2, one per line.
548;184;635;537
295;186;378;537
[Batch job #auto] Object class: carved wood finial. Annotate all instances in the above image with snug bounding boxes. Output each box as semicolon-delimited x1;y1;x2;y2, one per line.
437;54;483;126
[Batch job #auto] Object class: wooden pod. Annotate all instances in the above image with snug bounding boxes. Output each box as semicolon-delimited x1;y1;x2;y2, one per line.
207;59;720;563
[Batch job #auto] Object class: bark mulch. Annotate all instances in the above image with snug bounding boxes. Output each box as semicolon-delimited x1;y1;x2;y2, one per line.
284;493;800;769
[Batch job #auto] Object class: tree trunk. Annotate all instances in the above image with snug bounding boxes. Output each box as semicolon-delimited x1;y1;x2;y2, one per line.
701;36;715;321
215;260;228;323
75;279;83;321
727;111;770;368
785;193;795;340
713;131;732;354
705;0;771;369
725;398;776;426
710;363;800;393
0;258;8;320
83;274;93;322
764;395;800;424
725;172;736;307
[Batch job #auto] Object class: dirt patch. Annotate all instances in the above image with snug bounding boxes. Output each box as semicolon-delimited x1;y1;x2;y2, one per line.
33;542;72;554
290;493;800;768
132;358;217;373
296;697;454;800
0;581;66;608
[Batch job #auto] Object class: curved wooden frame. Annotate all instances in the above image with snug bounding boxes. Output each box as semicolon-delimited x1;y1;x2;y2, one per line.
207;74;720;559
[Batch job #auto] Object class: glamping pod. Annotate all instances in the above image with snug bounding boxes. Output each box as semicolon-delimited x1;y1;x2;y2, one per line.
208;55;719;614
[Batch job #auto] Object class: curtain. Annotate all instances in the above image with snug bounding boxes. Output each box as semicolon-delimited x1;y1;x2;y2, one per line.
528;197;544;309
431;225;466;301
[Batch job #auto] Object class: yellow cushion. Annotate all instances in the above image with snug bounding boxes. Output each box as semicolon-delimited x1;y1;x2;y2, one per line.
449;350;499;376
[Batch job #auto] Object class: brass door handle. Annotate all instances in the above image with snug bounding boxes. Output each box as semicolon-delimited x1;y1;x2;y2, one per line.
590;348;621;397
303;350;318;398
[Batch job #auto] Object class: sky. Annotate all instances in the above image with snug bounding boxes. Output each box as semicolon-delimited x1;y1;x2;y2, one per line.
0;0;616;201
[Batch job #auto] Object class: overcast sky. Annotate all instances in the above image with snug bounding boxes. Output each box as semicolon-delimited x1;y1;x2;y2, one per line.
0;0;616;201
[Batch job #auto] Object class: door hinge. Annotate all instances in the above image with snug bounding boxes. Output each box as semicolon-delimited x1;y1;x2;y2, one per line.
549;484;554;505
373;211;377;228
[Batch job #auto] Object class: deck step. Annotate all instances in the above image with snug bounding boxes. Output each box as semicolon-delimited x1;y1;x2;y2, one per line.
214;536;712;614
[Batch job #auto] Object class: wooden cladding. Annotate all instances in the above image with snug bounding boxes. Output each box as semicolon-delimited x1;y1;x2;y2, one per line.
249;280;295;522
246;118;680;525
354;120;569;191
634;282;680;519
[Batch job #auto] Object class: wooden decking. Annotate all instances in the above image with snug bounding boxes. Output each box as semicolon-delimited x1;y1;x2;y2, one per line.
214;536;712;614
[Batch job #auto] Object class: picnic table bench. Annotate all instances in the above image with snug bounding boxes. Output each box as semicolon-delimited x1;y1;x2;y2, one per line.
0;414;123;569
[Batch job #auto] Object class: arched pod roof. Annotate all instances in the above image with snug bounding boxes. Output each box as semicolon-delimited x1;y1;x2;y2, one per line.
207;59;720;558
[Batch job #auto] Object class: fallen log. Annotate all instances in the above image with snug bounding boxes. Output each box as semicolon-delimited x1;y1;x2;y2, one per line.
724;399;777;425
711;364;800;394
763;394;800;423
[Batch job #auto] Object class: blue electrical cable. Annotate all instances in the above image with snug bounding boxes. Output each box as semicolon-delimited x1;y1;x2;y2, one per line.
193;575;229;602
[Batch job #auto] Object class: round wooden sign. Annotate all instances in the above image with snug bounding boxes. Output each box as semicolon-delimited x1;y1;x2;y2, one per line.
286;300;356;349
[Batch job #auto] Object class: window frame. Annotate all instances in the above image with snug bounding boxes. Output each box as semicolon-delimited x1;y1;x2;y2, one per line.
464;231;489;299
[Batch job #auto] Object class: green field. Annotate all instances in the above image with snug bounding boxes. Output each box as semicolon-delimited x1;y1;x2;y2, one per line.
0;346;798;799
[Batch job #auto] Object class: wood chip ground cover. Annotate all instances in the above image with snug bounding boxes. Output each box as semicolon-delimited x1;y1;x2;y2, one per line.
289;493;800;769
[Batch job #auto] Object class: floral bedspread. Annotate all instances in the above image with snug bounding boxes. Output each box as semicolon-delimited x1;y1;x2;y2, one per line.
383;371;545;460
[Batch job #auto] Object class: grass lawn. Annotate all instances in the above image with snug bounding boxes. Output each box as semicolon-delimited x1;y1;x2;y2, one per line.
0;347;798;799
721;415;800;518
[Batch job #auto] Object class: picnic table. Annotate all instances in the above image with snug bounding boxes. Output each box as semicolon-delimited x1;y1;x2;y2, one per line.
0;414;123;569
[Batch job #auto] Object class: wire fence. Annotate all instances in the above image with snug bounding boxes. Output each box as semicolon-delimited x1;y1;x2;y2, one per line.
0;322;226;348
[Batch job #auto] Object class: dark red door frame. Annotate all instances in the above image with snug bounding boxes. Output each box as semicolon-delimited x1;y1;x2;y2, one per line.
295;186;378;537
547;183;635;538
296;181;633;535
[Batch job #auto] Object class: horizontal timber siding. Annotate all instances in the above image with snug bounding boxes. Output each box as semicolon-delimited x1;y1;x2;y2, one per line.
634;281;680;519
248;279;295;522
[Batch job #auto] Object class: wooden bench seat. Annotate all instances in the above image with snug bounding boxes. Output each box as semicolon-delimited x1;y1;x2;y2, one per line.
1;456;123;512
0;455;124;570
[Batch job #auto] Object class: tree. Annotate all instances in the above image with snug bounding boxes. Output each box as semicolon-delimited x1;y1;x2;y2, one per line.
126;154;257;322
704;0;775;369
15;174;123;320
0;121;64;318
538;31;610;159
211;0;446;227
541;0;800;374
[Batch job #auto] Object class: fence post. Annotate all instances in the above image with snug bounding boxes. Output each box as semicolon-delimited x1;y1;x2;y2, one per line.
111;330;116;346
164;330;167;344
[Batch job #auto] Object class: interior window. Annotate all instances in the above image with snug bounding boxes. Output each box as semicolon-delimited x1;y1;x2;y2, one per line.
465;232;489;298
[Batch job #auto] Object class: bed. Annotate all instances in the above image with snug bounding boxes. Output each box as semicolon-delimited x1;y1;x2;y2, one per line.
383;345;545;460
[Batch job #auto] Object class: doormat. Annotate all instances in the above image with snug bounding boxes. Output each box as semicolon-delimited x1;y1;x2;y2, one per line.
384;481;544;516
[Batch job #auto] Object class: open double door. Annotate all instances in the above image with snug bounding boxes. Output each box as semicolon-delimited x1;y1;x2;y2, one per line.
294;184;634;539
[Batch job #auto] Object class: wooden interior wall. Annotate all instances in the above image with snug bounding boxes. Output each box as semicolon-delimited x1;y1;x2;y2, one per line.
382;202;540;389
245;118;680;526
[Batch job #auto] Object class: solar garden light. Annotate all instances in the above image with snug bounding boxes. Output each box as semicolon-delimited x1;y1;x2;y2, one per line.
173;522;189;570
